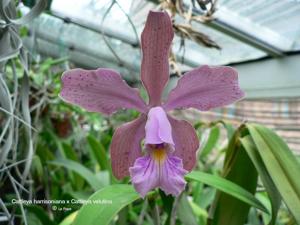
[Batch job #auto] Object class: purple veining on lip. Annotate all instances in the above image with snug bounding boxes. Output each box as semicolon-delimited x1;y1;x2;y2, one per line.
129;151;187;198
59;10;245;197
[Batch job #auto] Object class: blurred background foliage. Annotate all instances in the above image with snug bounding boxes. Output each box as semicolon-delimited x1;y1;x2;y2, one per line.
1;0;300;225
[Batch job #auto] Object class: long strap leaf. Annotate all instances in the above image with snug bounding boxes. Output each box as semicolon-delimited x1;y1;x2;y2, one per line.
185;171;268;213
73;185;140;225
209;129;259;225
241;135;281;225
246;123;300;223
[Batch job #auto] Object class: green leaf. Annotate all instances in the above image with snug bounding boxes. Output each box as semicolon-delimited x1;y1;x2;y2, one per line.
68;191;90;200
59;211;78;225
246;124;300;223
189;201;208;218
209;130;259;225
117;207;128;225
26;205;56;225
61;143;78;162
27;212;43;225
200;125;220;158
219;121;235;140
62;143;84;190
95;171;110;187
31;156;43;180
241;135;281;225
49;158;105;191
177;193;198;225
73;185;140;225
256;193;273;224
159;189;174;225
213;120;235;140
198;187;216;209
185;171;268;213
40;57;68;73
87;135;109;170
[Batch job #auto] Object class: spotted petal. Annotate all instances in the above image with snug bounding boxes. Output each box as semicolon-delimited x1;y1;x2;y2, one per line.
110;115;147;179
168;116;199;171
164;65;245;111
60;68;147;115
141;11;174;106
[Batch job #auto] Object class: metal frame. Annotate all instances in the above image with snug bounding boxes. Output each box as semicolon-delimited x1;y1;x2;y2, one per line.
28;0;300;68
206;19;284;57
49;10;201;68
191;6;293;57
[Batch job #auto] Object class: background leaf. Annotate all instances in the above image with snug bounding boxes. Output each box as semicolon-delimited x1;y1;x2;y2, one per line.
246;124;300;224
177;193;198;225
49;158;105;191
87;135;109;171
241;135;281;225
185;171;268;213
209;130;259;225
26;205;56;225
73;184;140;225
200;125;220;159
58;211;78;225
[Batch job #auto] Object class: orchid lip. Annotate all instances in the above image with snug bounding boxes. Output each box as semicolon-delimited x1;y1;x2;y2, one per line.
129;146;187;198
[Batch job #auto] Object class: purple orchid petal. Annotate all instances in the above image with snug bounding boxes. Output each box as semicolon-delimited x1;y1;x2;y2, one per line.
129;153;187;198
145;107;174;145
129;155;158;198
164;65;245;111
168;116;199;171
110;115;147;179
141;11;174;106
159;156;187;196
60;68;147;115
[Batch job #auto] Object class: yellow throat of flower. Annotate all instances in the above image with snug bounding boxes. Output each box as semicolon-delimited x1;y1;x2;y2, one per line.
152;148;167;163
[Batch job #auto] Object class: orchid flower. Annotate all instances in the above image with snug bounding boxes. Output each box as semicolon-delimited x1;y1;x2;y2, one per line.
60;11;244;197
